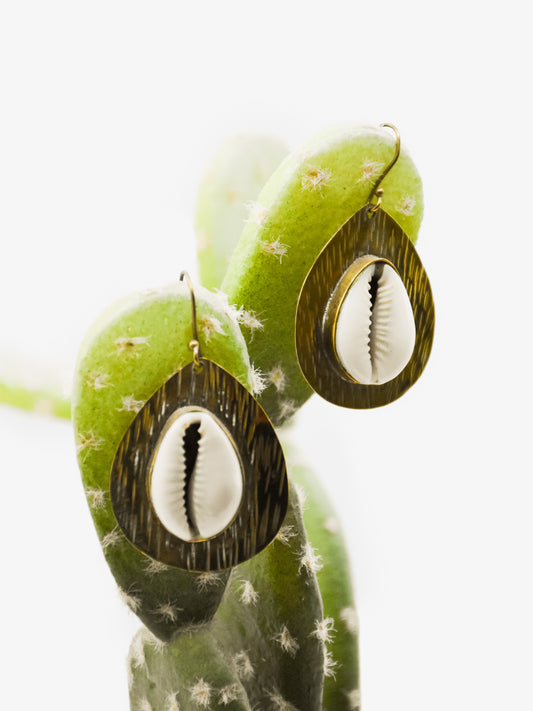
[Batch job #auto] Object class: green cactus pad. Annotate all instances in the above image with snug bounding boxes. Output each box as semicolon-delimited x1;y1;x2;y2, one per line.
195;134;288;289
129;486;325;710
221;123;424;425
284;438;360;710
72;281;252;640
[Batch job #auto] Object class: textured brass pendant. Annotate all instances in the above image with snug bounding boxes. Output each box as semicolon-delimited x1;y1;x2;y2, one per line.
110;359;288;572
296;204;435;408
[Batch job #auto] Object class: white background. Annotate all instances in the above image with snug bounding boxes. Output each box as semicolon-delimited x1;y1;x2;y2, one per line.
1;2;532;710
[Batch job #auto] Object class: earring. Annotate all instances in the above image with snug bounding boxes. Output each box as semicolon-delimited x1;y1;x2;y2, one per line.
295;124;435;409
110;272;288;572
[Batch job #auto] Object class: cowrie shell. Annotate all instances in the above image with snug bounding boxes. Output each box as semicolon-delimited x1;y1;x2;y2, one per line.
111;360;288;570
295;205;434;408
150;409;243;541
334;257;416;385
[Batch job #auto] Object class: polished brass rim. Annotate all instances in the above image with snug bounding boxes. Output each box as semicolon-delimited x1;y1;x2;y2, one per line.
110;359;288;571
295;205;435;408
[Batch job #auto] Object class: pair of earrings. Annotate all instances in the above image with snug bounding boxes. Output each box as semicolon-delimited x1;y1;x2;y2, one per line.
111;124;434;572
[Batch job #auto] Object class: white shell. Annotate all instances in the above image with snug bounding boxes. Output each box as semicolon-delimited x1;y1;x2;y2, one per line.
335;259;416;385
150;410;243;541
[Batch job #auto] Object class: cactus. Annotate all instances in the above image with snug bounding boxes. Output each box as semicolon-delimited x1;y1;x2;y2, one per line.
71;278;346;708
3;125;426;710
195;134;288;289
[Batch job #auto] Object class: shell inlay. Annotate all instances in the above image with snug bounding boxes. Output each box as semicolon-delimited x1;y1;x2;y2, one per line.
335;259;416;385
150;410;243;541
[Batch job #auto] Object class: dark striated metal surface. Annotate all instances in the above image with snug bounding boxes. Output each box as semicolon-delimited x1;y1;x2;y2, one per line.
296;205;435;408
110;360;288;571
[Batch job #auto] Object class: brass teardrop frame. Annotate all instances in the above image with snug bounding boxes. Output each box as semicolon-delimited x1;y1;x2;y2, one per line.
295;206;435;408
110;360;288;571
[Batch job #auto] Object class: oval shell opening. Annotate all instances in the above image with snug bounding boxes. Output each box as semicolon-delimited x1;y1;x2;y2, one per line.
150;409;243;541
334;257;416;385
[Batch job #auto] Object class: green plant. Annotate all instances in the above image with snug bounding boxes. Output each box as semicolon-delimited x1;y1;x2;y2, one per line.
2;124;424;710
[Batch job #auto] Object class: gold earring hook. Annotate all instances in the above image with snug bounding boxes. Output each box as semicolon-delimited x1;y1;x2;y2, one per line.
367;123;401;214
179;270;203;368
